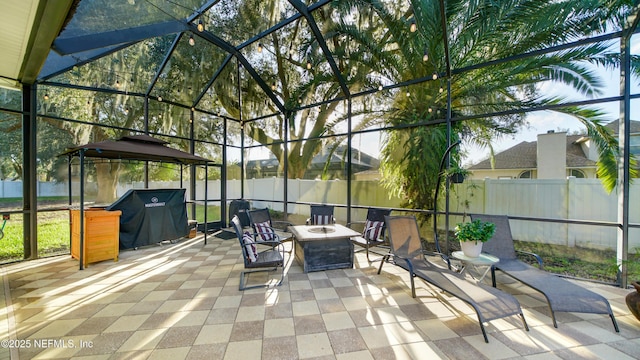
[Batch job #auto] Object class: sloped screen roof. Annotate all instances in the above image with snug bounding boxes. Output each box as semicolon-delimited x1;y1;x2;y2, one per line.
39;0;415;114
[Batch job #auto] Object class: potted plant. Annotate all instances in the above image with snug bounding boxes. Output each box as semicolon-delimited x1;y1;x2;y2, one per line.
454;219;496;257
444;167;471;184
627;280;640;322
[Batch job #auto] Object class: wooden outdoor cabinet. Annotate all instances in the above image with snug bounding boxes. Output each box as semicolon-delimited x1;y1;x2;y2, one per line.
70;208;121;268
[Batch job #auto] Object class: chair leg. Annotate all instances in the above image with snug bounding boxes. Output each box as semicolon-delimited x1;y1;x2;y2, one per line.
281;238;293;254
239;267;279;291
365;245;380;262
277;261;285;287
540;293;558;328
410;274;416;298
477;315;489;343
491;266;496;287
520;313;529;331
354;242;379;262
610;313;620;332
550;309;558;328
377;254;390;274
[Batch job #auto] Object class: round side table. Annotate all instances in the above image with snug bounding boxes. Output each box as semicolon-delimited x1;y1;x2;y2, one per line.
451;251;499;282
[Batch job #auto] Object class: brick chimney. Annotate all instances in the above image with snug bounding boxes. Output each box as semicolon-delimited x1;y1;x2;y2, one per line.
537;130;566;179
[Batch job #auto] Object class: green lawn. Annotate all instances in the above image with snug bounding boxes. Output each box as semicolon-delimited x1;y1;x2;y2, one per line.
0;204;222;263
515;241;640;283
189;204;221;224
0;211;70;263
0;214;27;261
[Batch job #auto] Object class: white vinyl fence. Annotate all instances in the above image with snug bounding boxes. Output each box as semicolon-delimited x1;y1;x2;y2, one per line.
2;178;638;252
447;179;639;252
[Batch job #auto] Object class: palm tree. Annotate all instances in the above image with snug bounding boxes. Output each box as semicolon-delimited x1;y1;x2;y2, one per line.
357;0;640;212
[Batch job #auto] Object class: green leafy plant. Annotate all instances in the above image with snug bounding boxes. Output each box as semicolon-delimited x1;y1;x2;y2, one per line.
454;219;496;244
444;167;471;184
605;250;640;283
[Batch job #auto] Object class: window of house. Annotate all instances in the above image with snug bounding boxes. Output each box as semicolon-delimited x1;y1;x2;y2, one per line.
630;134;640;156
518;170;533;179
568;169;586;178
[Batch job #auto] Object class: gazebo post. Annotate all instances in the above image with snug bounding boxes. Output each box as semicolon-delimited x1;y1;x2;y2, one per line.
68;155;72;250
203;165;208;244
79;149;85;270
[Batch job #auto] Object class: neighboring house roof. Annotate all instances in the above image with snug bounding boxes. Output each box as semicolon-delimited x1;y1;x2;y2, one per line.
471;141;537;170
604;119;640;134
246;146;379;175
469;134;596;170
310;146;380;169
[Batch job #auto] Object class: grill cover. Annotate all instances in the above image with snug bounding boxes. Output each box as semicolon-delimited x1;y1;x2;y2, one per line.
106;188;188;249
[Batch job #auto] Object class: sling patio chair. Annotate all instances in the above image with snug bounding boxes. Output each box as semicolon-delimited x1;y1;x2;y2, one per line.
347;208;392;262
230;215;285;290
247;207;294;253
247;208;294;241
307;205;336;225
378;215;529;343
470;214;619;332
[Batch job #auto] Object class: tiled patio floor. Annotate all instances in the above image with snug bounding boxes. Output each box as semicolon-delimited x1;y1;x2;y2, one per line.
1;233;639;360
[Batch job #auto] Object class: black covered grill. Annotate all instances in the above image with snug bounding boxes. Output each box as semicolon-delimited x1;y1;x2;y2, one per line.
106;188;189;249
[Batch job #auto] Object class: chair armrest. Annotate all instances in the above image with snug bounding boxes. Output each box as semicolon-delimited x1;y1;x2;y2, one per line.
384;253;417;274
421;250;455;271
255;241;286;262
255;239;282;246
363;224;380;232
400;256;415;274
421;249;446;258
517;250;544;269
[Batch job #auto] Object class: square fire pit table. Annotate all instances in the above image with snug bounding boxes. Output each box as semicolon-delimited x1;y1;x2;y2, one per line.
289;224;360;273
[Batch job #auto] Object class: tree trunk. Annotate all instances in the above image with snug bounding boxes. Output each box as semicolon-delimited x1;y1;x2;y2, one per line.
95;162;120;204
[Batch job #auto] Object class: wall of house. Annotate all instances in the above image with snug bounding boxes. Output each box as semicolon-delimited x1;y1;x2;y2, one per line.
468;169;533;179
578;138;599;161
470;167;599;180
537;131;567;179
568;167;598;178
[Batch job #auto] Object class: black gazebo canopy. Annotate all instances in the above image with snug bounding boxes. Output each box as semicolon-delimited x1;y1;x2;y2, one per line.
61;134;213;165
